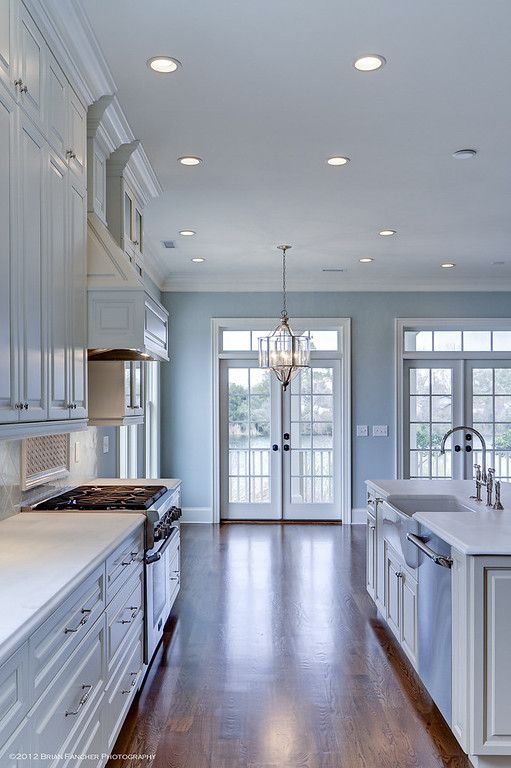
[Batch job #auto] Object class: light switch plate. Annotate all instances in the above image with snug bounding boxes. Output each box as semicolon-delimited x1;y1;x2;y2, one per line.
103;436;109;454
372;425;389;437
356;425;369;437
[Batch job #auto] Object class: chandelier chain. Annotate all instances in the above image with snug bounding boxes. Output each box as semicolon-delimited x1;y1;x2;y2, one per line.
281;246;287;319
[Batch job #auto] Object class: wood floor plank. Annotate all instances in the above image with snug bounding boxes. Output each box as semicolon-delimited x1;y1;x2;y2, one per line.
108;524;469;768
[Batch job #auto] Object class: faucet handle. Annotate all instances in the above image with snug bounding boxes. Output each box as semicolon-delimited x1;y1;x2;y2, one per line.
474;463;481;480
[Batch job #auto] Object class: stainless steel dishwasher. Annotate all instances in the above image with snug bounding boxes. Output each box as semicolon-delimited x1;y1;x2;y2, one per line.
407;526;453;726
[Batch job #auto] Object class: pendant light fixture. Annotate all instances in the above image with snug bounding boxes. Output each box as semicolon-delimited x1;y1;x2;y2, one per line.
259;245;310;390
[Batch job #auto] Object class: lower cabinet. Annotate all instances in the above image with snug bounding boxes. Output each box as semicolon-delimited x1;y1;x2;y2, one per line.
366;510;376;599
383;539;418;668
0;526;146;767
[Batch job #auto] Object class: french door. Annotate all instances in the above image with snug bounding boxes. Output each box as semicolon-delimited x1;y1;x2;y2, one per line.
404;359;511;480
220;360;341;520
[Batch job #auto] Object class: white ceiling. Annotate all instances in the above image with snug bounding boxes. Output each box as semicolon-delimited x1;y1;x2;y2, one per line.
81;0;511;291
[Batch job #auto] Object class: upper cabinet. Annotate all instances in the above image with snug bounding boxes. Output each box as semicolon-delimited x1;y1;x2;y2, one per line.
106;141;145;278
0;0;88;437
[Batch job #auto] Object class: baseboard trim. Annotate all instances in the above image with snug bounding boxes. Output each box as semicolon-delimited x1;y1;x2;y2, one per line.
181;507;213;523
351;508;366;525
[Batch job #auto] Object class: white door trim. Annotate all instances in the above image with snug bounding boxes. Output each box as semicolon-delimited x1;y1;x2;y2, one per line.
211;317;351;523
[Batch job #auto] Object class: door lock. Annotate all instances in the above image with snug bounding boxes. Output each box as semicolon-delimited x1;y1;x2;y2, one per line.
283;433;290;440
283;444;290;451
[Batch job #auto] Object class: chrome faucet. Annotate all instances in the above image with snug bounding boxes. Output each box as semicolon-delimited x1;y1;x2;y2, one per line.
439;425;499;506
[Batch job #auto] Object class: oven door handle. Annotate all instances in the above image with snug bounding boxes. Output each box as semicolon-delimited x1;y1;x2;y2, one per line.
145;527;178;564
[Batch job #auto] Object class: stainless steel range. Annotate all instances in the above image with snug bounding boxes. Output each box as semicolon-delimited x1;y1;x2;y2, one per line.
29;482;182;664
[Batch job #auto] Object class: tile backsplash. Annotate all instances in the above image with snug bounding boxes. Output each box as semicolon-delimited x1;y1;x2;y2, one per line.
0;426;118;521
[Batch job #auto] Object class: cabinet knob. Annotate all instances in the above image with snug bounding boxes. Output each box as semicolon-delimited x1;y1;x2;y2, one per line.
24;402;28;410
66;149;76;159
21;84;28;93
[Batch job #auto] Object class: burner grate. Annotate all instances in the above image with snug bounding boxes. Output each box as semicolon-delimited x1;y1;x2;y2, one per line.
33;485;168;511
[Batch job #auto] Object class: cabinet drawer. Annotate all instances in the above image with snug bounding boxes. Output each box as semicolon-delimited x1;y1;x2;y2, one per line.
106;566;143;674
0;717;32;768
0;643;29;749
31;614;106;765
29;565;105;703
104;618;144;754
59;691;104;768
106;528;144;602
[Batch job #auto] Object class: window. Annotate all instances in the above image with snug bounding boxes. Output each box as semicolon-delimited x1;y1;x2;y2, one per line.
398;320;511;481
221;328;339;352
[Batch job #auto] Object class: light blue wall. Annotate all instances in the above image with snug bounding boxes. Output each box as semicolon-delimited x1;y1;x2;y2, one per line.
160;292;511;513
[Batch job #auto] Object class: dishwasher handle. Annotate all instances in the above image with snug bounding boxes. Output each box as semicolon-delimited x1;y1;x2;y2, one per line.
407;533;453;569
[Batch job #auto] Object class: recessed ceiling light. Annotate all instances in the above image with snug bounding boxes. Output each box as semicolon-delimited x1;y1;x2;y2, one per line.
353;55;386;72
178;156;202;166
322;268;344;272
147;56;181;73
179;230;196;236
191;257;205;263
359;257;374;263
493;260;505;266
441;262;456;268
453;149;477;159
327;156;350;166
379;229;396;236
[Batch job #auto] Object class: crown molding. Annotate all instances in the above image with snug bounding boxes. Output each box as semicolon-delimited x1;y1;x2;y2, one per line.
161;274;511;292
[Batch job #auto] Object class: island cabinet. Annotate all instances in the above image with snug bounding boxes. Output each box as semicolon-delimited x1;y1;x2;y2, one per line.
0;0;88;437
0;524;146;767
366;480;511;768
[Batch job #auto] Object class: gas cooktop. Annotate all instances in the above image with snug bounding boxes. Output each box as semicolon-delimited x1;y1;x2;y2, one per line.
32;484;168;511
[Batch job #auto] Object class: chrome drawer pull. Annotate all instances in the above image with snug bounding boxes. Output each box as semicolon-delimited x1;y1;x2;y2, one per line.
121;551;139;566
118;606;140;625
121;672;138;695
407;533;453;569
64;608;92;634
65;684;93;716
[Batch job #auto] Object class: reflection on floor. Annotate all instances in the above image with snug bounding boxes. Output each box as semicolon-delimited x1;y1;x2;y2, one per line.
109;523;468;768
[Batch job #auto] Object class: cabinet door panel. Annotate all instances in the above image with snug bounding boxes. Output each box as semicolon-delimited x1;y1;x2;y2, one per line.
0;0;16;93
47;55;67;159
46;152;69;419
0;87;18;422
401;572;418;667
68;179;87;418
68;88;86;182
384;543;401;639
18;117;46;420
18;5;45;126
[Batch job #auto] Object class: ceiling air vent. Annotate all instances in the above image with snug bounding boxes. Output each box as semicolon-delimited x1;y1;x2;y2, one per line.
322;268;344;272
162;240;175;249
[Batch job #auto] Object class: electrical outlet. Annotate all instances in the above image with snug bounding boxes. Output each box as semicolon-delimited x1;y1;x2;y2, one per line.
356;425;369;437
372;425;389;437
103;436;109;454
74;440;80;463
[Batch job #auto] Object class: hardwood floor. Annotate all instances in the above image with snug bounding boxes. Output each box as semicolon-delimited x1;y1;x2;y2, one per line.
109;524;469;768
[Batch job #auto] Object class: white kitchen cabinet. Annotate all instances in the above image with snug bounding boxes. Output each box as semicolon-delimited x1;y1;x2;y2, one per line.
0;85;18;423
366;510;376;599
18;113;46;422
17;3;46;127
0;718;32;768
0;643;29;749
0;0;18;96
383;538;418;667
67;86;86;183
68;177;88;418
46;54;67;160
46;150;69;420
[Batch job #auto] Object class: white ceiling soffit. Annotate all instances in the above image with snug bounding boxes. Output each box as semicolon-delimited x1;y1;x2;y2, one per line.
77;0;511;291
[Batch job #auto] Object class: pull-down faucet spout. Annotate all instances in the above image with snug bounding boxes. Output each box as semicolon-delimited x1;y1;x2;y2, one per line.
439;425;487;481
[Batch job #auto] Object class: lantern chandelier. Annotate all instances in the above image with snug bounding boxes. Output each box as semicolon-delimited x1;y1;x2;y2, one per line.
259;245;311;390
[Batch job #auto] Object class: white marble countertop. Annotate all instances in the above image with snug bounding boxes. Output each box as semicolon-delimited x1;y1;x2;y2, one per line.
366;478;511;555
0;512;144;666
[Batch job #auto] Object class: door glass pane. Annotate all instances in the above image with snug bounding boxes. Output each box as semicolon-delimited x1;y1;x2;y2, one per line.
228;367;271;503
290;367;334;504
408;367;453;478
124;192;132;239
306;330;338;351
223;331;251;351
472;367;511;480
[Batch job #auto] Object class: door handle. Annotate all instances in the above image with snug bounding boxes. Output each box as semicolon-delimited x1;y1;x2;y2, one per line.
272;444;279;451
283;444;290;451
283;433;290;440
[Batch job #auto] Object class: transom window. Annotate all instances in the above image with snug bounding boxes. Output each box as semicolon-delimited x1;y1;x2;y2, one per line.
404;329;511;352
221;329;339;352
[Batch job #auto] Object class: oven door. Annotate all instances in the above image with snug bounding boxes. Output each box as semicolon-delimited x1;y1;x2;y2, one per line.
145;525;179;663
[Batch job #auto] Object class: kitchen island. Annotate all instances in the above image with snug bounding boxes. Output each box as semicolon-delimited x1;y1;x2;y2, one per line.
366;479;511;768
